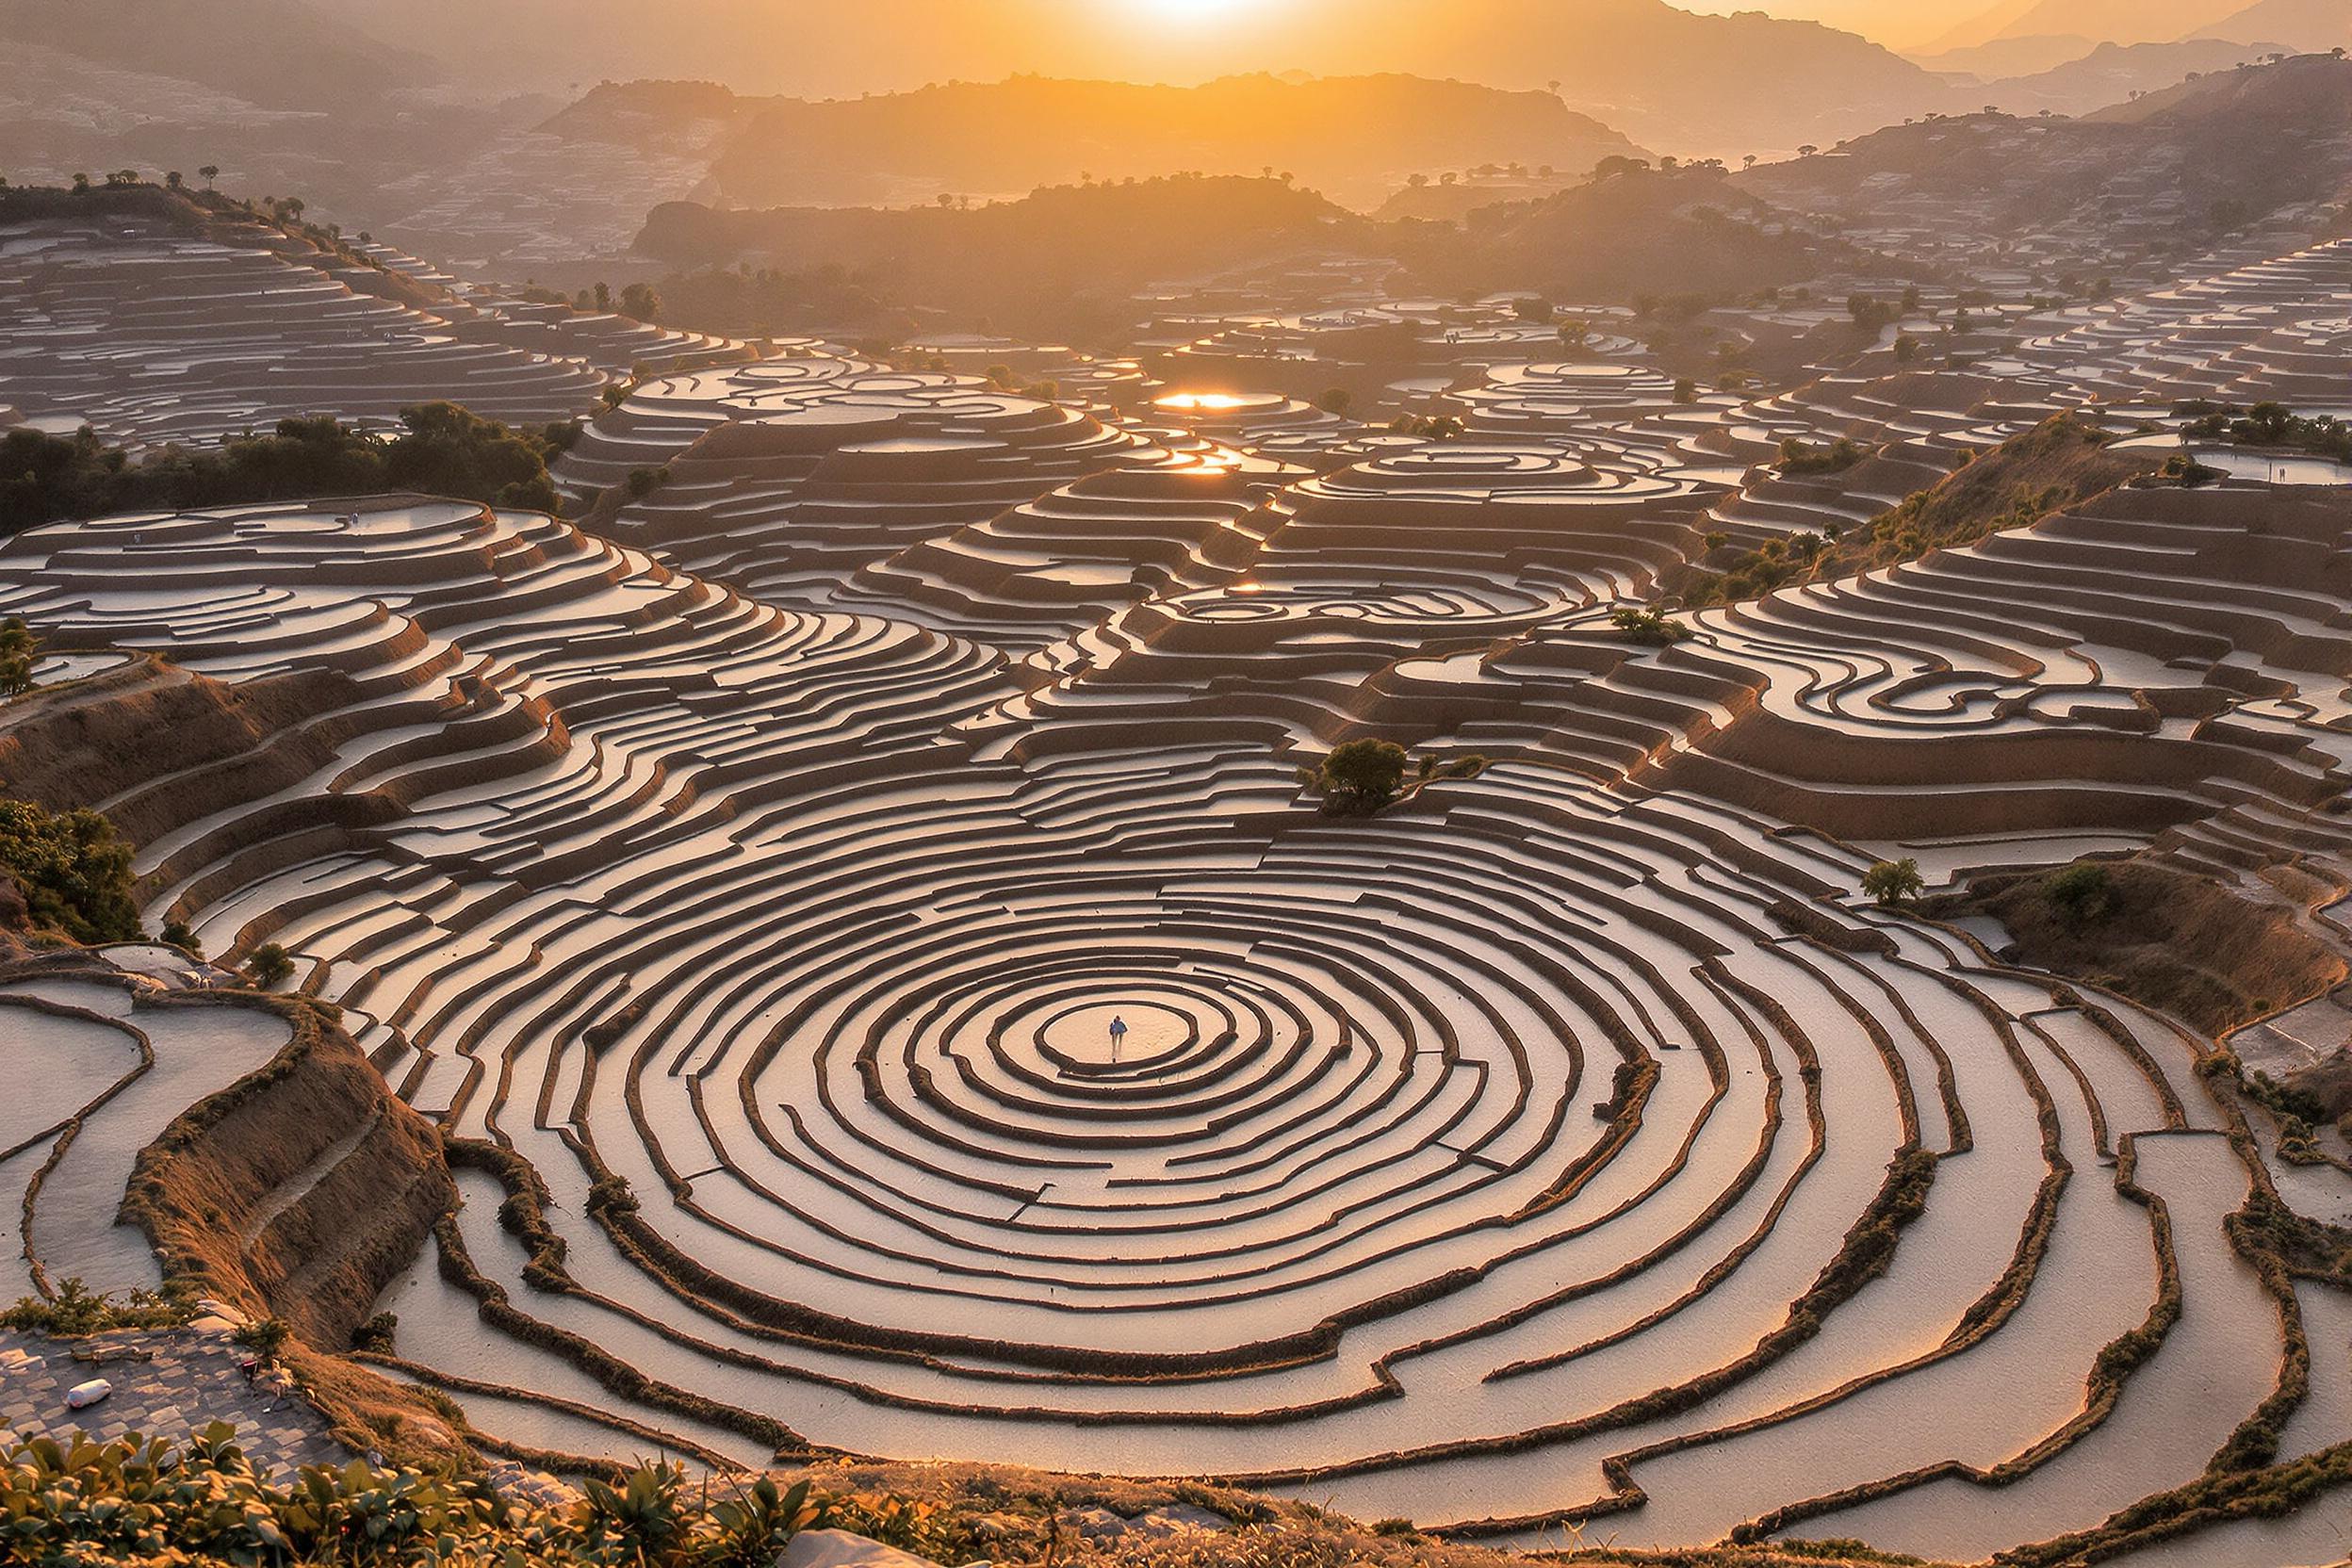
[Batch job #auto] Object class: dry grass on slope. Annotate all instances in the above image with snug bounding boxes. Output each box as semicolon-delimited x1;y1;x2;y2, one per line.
0;656;370;838
1934;856;2347;1037
1681;414;2163;607
765;1460;1950;1568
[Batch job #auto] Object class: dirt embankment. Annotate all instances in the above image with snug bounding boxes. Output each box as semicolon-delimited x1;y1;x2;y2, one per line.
0;656;388;878
119;993;456;1350
1935;857;2347;1037
1684;413;2164;607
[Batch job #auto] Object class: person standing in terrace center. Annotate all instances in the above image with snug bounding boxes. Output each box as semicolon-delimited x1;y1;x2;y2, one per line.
1109;1014;1129;1062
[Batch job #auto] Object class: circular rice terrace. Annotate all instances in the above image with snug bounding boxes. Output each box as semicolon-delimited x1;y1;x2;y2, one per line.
0;496;2329;1565
6;239;2352;1568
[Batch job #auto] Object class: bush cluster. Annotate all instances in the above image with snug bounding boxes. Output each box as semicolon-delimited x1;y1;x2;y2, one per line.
1;1279;195;1336
0;404;574;536
1300;741;1489;818
1776;436;1870;476
1682;529;1834;606
0;797;142;943
2041;861;2114;924
0;618;35;698
1609;606;1690;646
2179;400;2352;461
0;1426;830;1567
1683;416;2141;611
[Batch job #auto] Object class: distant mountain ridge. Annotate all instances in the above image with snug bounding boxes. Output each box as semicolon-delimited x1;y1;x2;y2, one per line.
1930;0;2254;51
635;165;1862;339
316;0;1956;157
634;173;1368;339
1976;38;2278;114
1914;35;2109;78
2197;0;2352;50
1739;54;2352;249
642;74;1650;211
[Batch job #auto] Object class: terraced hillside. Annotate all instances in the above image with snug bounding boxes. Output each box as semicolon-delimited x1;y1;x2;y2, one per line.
4;227;2352;1568
0;196;745;452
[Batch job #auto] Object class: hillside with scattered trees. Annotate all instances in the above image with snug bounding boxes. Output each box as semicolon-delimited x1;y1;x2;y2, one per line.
1;406;571;534
695;74;1645;211
637;173;1369;340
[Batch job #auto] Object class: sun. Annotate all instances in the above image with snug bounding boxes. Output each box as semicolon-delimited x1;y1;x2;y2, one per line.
1126;0;1257;24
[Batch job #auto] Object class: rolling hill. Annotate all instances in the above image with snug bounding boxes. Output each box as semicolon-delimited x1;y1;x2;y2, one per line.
1739;53;2352;252
1394;163;1868;300
690;74;1649;212
2197;0;2352;49
1912;34;2109;77
1926;0;2254;50
634;173;1369;339
1976;38;2277;114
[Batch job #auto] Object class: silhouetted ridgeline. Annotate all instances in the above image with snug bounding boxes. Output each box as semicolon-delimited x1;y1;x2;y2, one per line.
689;74;1646;210
1740;55;2352;244
634;169;1867;341
1393;165;1871;300
315;0;1963;153
636;174;1369;339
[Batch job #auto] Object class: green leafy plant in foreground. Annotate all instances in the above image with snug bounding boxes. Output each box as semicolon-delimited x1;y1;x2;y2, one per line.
0;1425;835;1567
1;1279;195;1335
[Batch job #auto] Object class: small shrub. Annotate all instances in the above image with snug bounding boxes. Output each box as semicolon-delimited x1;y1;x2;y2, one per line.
1389;413;1464;440
2161;450;2224;486
2;1279;193;1335
1303;741;1488;818
2042;861;2114;923
1778;436;1870;475
232;1315;291;1361
2247;1069;2329;1125
710;1477;829;1568
831;1493;946;1556
1863;858;1926;908
0;616;36;697
351;1312;398;1354
1313;739;1409;817
0;1429;839;1568
1610;605;1690;645
246;941;295;989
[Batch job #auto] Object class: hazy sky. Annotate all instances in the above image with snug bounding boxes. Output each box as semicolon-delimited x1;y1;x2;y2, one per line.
328;0;2025;100
1129;0;1991;45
